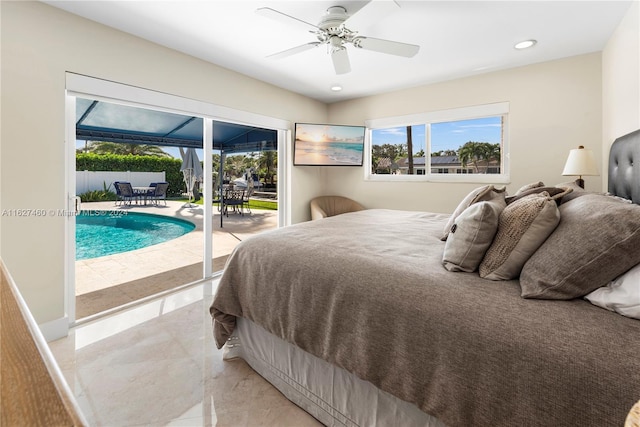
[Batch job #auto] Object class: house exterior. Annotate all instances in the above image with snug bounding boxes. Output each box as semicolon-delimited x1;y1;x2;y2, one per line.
396;156;500;174
1;1;638;337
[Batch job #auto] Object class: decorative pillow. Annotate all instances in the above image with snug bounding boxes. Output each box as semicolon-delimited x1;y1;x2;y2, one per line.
442;199;505;272
520;194;640;299
515;181;545;194
584;263;640;320
506;186;572;205
441;185;506;241
479;192;560;280
555;180;587;204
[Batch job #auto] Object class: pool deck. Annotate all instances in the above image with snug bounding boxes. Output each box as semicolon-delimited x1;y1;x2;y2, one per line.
76;200;277;318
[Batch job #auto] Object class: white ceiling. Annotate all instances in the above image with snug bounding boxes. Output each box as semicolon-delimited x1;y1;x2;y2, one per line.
44;1;632;104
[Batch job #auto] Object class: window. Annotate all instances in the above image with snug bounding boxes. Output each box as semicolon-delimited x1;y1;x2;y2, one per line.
366;103;509;183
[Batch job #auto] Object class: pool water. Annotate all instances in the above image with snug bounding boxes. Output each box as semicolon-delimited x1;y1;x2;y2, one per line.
76;211;195;260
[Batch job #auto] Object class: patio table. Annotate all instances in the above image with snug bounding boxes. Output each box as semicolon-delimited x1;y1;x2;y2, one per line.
133;186;154;205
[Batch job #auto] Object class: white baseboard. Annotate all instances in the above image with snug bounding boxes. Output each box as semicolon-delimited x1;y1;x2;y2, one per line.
39;316;69;342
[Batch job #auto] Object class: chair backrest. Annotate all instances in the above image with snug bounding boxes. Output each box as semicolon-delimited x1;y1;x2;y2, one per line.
310;195;365;220
225;189;244;203
113;181;122;196
153;182;169;196
118;182;134;196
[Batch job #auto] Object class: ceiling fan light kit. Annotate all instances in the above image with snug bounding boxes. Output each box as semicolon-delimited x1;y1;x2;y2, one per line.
256;2;420;75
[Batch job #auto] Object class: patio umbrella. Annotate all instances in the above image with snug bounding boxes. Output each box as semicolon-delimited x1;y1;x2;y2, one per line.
180;148;203;206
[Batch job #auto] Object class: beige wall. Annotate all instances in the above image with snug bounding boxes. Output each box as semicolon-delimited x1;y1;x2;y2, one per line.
602;0;640;189
0;1;327;326
326;53;603;214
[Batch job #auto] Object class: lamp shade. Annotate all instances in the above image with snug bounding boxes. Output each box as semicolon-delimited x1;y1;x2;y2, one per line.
562;146;599;177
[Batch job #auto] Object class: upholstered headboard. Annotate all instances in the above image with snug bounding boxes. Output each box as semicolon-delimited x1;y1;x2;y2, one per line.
608;129;640;205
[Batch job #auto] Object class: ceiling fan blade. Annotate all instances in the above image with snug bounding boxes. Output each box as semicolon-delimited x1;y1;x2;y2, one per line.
267;42;321;59
255;7;319;32
332;48;351;75
343;0;400;30
354;36;420;57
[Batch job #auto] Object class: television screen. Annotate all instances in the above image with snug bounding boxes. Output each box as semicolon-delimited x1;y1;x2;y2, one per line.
294;123;365;166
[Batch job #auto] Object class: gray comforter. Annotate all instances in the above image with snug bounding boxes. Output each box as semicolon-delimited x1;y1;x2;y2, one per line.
211;209;640;427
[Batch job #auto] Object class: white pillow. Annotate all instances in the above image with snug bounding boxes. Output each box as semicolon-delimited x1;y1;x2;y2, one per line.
585;263;640;320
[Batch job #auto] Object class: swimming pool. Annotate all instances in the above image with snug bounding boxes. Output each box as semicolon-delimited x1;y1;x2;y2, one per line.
76;211;195;260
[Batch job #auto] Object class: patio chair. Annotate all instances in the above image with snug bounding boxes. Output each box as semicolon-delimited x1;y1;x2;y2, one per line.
115;181;138;204
139;182;158;204
113;181;123;205
310;195;365;220
223;189;245;216
150;182;169;206
242;187;253;214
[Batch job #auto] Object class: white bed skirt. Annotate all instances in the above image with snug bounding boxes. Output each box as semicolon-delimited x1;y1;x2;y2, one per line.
224;317;446;427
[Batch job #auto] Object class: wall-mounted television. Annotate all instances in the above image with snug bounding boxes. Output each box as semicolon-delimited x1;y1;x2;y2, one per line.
294;123;366;166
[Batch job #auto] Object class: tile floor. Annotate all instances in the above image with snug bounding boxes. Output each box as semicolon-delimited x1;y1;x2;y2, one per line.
49;282;322;427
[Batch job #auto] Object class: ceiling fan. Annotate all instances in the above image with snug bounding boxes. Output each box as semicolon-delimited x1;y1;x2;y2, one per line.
256;1;420;75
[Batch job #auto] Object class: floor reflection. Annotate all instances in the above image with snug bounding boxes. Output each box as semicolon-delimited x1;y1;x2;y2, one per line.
49;282;320;426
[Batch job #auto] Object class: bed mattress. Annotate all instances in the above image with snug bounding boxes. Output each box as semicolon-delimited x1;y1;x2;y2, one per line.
212;209;640;426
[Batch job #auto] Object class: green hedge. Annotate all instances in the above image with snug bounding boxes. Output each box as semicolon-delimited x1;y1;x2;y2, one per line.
76;153;185;197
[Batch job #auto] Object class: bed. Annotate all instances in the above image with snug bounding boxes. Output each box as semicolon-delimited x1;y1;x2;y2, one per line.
210;129;640;427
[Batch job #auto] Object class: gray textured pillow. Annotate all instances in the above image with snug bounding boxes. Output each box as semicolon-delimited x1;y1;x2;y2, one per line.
479;192;560;280
506;186;573;205
515;181;545;194
442;199;505;272
520;194;640;299
441;185;506;241
555;181;587;204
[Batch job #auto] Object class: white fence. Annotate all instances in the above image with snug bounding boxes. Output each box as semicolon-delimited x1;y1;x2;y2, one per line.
76;171;166;194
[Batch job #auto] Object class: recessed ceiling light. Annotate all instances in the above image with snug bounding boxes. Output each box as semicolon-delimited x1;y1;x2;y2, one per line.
330;85;343;92
514;39;537;50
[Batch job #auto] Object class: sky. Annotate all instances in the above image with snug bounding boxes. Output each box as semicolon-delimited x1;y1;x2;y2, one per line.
295;123;365;144
371;116;502;155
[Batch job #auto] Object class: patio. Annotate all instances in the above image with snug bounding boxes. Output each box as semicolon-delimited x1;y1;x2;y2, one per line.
75;200;277;319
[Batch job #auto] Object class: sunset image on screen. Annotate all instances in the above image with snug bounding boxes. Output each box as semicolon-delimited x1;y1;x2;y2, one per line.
294;124;365;166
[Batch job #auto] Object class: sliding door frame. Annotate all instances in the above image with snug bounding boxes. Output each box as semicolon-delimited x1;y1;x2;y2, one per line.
64;73;290;326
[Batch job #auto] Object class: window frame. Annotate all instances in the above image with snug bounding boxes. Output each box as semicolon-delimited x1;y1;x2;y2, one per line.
365;102;510;184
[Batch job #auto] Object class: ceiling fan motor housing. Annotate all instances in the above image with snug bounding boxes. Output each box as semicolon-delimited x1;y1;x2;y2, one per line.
318;6;348;34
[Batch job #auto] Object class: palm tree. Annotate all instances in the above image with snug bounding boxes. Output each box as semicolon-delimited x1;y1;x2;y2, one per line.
483;143;501;166
406;126;414;175
84;141;172;157
458;141;501;173
257;151;277;185
224;154;246;178
458;142;483;173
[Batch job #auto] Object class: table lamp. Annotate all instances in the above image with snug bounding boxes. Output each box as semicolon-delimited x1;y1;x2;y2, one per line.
562;145;599;188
